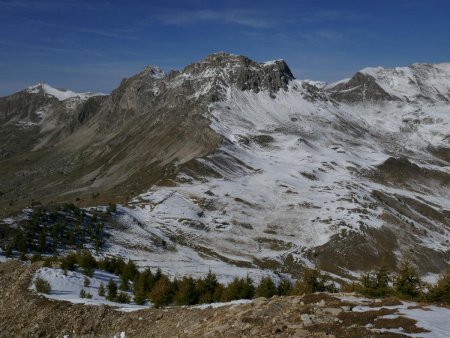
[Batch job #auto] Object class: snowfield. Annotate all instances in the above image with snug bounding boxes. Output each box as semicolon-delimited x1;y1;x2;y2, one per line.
352;300;450;338
31;267;148;311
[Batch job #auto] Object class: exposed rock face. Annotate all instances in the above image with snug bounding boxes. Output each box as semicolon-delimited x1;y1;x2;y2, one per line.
181;52;294;97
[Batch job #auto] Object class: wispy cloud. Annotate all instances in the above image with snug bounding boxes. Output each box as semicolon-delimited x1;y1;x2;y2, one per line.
154;8;361;29
0;39;106;57
298;10;363;23
73;28;137;40
16;18;137;41
155;9;275;29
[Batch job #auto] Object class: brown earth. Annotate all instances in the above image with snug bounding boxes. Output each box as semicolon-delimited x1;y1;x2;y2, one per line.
0;260;430;338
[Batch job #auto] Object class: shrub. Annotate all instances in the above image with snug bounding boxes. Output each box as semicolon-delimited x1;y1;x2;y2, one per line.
116;291;131;303
35;277;51;294
60;253;77;271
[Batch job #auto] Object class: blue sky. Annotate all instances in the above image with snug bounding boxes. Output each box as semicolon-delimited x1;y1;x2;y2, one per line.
0;0;449;95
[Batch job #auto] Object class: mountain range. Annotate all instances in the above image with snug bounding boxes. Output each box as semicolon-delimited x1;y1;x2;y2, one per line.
1;52;449;281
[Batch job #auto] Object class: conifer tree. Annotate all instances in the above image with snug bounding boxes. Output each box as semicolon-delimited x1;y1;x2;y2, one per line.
107;279;118;301
427;269;450;303
174;277;199;305
255;277;277;298
149;275;174;308
394;262;422;300
98;282;106;297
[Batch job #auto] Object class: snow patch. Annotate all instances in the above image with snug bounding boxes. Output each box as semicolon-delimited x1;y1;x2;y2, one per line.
27;83;106;101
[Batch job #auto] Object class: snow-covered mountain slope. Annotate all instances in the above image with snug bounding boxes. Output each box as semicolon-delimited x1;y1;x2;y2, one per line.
104;61;449;280
1;54;449;281
26;83;106;101
326;62;450;103
360;63;450;102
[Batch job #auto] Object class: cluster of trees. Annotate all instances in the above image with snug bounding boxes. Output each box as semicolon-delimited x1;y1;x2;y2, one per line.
358;263;450;303
2;203;109;258
56;251;338;307
35;251;450;307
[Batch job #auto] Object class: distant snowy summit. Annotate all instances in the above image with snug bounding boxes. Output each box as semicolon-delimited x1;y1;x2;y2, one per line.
326;62;450;103
26;82;106;101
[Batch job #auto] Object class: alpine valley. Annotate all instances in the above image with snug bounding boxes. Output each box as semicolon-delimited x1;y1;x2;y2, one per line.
1;52;449;284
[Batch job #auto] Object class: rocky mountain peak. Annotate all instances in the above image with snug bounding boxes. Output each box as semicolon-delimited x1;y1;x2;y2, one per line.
180;52;295;95
141;65;167;79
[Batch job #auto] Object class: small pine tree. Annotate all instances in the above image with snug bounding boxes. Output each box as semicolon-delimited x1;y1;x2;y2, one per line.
80;289;87;298
107;203;117;214
133;269;155;305
427;269;450;303
255;277;277;298
293;268;336;295
196;269;221;303
107;279;118;301
221;275;255;302
149;275;174;308
84;276;90;287
174;277;199;305
119;277;129;292
79;251;97;277
360;266;392;297
5;243;12;257
277;279;293;296
98;282;106;297
394;262;423;300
